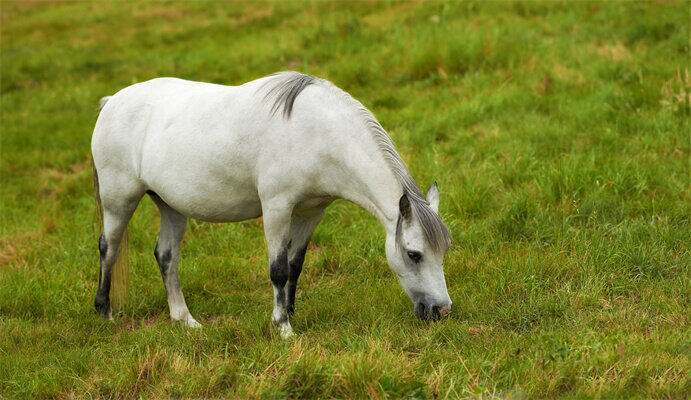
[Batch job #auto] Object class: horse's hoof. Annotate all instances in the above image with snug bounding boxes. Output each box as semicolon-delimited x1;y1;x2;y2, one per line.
278;323;294;339
94;297;112;320
98;308;113;321
184;317;202;328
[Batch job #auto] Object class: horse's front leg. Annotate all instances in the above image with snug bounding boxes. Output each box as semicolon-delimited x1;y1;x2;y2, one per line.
261;202;295;339
285;208;327;315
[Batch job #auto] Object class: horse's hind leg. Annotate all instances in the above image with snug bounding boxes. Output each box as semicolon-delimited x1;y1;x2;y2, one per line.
95;193;141;319
149;193;200;328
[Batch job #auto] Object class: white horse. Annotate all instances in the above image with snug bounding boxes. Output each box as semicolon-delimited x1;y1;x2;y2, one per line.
92;72;452;338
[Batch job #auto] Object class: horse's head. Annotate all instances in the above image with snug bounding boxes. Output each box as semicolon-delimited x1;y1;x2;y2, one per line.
385;182;452;320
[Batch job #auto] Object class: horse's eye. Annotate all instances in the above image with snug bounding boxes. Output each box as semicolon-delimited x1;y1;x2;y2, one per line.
407;251;422;263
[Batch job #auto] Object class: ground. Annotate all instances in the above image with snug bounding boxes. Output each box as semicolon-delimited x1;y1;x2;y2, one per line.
1;2;689;399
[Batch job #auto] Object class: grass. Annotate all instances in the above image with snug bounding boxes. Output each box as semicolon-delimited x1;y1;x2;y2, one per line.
1;1;689;398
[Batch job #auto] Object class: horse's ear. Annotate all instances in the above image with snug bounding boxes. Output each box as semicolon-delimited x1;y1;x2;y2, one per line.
426;182;440;214
399;193;412;221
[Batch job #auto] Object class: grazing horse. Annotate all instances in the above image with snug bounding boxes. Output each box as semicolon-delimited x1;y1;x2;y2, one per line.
92;72;452;338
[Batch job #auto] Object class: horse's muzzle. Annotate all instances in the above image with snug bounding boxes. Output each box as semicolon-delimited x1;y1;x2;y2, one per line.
415;301;451;321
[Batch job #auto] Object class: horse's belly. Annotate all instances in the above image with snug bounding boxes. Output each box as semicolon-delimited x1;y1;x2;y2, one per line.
155;184;263;223
184;195;262;223
143;153;263;222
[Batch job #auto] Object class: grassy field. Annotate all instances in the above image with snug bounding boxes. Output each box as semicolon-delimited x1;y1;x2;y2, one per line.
1;2;689;398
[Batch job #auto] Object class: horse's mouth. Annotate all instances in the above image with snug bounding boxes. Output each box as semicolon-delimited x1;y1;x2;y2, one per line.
414;302;450;321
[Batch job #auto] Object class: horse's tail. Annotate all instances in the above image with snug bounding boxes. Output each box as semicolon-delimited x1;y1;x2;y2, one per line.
93;95;129;312
99;96;111;111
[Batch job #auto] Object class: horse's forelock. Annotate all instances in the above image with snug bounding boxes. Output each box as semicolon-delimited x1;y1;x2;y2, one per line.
406;189;451;253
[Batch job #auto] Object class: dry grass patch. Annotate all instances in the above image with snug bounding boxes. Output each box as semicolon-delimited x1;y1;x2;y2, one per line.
596;43;632;61
0;230;42;269
660;68;690;114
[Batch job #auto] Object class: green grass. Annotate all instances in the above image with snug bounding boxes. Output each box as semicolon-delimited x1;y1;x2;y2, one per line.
1;2;689;398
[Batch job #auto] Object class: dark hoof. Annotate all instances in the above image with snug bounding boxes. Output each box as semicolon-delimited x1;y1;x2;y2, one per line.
94;296;111;319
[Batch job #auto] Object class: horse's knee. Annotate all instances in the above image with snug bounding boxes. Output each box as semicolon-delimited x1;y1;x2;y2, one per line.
270;248;289;288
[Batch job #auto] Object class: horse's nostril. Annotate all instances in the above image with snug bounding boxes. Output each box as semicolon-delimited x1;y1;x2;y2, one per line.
415;302;427;320
415;302;450;321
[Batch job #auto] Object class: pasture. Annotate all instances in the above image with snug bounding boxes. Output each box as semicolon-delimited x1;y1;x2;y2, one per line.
1;2;689;398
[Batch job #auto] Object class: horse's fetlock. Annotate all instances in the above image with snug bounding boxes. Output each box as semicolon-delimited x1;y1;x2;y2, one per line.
272;312;288;327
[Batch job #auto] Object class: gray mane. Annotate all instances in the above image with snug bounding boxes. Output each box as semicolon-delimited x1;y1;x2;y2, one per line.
360;109;451;253
260;72;451;252
261;72;317;118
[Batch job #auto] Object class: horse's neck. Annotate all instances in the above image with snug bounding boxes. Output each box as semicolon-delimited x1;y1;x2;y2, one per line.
332;147;402;235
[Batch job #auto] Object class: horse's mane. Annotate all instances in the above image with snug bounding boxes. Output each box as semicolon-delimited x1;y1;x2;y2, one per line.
260;71;451;252
260;72;317;119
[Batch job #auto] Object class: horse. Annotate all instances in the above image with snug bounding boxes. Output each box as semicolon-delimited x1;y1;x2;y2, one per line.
91;71;452;338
